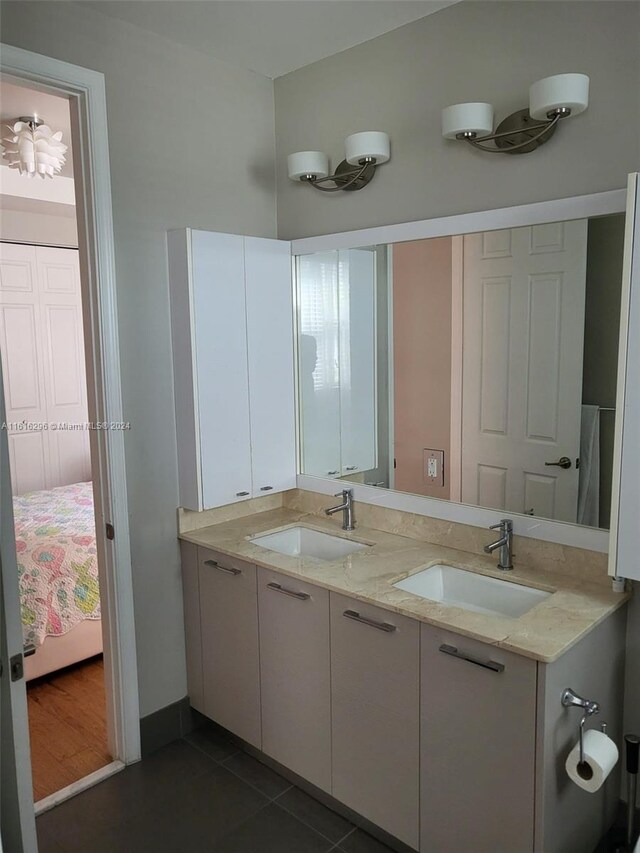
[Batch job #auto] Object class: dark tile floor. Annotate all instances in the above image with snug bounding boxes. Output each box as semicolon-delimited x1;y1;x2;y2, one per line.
36;722;396;853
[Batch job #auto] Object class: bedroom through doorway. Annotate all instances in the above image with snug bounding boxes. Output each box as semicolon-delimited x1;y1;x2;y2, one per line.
0;79;110;803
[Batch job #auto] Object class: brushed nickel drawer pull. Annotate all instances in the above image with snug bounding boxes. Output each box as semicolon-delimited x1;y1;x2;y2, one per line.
345;465;358;471
439;643;504;673
327;470;339;476
343;609;396;633
204;559;241;576
260;486;274;491
236;491;250;497
267;581;310;601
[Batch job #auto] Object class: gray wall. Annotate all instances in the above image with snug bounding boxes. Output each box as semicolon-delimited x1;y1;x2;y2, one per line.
274;1;640;240
0;1;277;717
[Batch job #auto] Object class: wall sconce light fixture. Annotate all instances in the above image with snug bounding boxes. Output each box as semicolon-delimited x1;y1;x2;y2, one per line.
2;115;68;178
442;74;589;154
288;131;390;192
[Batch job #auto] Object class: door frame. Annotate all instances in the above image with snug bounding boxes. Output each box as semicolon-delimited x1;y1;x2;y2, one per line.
0;43;141;774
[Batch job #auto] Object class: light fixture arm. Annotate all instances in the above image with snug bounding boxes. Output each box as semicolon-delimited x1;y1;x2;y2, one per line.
305;161;373;193
462;112;564;153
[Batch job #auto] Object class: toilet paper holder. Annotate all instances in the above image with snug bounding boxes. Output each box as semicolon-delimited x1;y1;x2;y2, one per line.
562;687;606;764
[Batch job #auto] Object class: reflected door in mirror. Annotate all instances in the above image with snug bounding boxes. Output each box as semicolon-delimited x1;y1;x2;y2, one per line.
461;222;587;522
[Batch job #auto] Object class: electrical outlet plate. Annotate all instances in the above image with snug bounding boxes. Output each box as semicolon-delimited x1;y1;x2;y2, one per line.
423;449;445;486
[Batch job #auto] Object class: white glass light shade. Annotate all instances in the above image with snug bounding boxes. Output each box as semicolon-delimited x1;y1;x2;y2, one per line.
345;131;390;166
529;74;589;120
287;151;329;181
441;103;494;139
1;121;67;178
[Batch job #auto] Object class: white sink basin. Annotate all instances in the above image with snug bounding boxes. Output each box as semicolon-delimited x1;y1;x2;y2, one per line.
394;564;551;618
251;526;368;562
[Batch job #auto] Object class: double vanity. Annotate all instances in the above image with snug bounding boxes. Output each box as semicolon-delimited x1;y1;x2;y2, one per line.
178;495;628;853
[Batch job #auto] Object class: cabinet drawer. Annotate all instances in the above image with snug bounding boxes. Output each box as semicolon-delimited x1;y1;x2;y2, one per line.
330;593;420;849
420;624;536;853
258;569;331;791
198;548;261;747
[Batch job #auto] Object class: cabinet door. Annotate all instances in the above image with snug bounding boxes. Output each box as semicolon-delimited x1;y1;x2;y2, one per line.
420;624;536;853
339;249;377;477
258;568;331;791
297;251;342;479
180;541;204;712
191;231;253;507
330;592;420;849
36;247;91;489
244;237;296;496
199;547;261;747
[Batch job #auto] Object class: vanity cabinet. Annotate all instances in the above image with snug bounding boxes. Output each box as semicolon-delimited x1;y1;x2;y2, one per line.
168;229;296;510
184;546;625;853
198;548;261;747
330;592;420;849
420;624;537;853
257;568;331;792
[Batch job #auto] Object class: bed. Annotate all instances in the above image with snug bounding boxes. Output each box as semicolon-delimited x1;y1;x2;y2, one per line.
13;481;103;681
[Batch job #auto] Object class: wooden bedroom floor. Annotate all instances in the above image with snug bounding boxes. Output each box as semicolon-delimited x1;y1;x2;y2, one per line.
27;656;111;802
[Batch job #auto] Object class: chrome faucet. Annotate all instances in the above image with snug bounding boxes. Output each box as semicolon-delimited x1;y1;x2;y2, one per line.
484;519;514;570
325;489;355;531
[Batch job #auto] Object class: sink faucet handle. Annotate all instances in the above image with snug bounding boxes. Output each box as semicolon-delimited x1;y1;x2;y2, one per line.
335;489;352;499
489;519;512;531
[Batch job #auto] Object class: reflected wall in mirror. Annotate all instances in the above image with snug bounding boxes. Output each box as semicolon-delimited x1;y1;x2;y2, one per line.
296;214;625;530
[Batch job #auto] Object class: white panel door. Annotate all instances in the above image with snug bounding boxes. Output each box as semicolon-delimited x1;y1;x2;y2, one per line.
244;237;296;496
610;174;640;580
191;230;253;507
462;221;587;522
37;246;91;487
338;249;377;477
298;252;342;478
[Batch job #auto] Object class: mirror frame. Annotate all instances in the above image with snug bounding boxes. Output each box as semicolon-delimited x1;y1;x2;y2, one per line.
292;188;628;554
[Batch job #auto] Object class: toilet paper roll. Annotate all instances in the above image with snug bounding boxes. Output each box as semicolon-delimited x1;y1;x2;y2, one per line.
565;729;619;793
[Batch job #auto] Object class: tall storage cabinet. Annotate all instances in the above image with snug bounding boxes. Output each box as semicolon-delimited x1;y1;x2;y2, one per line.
168;229;296;510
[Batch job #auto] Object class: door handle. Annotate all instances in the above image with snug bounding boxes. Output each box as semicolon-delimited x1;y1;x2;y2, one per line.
204;559;241;576
343;609;396;633
266;582;310;601
544;456;572;469
439;643;505;673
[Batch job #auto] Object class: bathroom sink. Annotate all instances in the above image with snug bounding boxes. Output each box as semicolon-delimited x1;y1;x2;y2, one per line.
251;526;369;562
393;564;551;618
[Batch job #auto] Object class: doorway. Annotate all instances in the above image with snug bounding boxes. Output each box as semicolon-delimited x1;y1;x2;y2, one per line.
0;44;139;848
0;76;111;806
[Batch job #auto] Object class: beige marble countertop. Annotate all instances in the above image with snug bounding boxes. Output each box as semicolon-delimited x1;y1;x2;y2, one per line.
179;507;629;663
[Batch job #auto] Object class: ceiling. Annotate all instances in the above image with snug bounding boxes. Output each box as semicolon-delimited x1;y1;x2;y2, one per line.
0;80;74;177
80;0;458;79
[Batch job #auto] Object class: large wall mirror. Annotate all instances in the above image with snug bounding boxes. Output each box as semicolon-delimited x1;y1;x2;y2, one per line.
295;212;625;531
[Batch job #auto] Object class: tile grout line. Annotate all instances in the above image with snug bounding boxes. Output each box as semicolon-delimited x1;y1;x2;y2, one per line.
219;751;294;802
270;790;358;848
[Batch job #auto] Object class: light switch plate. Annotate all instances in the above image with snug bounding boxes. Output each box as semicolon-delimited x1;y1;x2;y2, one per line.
423;449;445;486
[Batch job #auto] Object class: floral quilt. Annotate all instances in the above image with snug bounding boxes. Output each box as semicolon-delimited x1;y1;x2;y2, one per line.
13;482;101;647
